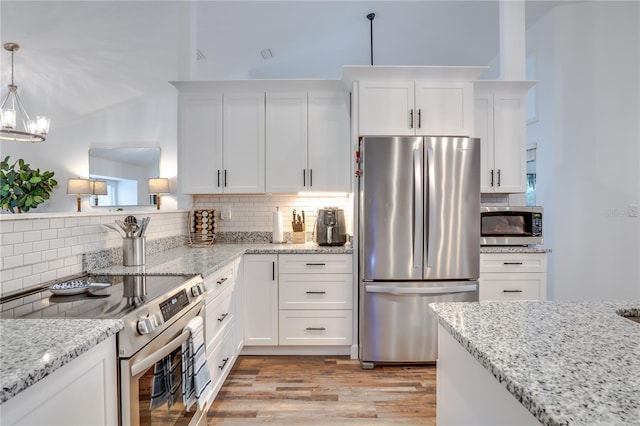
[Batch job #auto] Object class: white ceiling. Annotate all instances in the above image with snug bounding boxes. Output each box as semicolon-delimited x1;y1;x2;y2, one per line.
0;1;563;122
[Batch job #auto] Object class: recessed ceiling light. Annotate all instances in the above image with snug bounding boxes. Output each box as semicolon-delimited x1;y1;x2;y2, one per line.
260;49;273;60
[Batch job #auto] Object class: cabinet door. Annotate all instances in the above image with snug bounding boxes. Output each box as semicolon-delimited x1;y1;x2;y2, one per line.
223;92;266;193
242;254;278;346
493;92;526;193
474;93;496;192
358;80;415;136
265;92;308;193
415;81;473;136
179;93;223;194
308;91;351;192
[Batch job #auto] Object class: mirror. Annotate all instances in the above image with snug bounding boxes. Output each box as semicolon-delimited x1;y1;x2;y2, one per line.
89;148;160;207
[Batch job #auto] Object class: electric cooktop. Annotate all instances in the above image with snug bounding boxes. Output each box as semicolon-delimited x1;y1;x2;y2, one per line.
0;274;198;320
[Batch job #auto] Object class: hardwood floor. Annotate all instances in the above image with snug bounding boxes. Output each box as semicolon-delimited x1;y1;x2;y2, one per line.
207;356;437;425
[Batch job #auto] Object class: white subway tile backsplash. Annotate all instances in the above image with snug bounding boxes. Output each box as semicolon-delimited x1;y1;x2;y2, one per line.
33;240;50;252
13;221;33;232
14;242;34;256
13;265;33;279
41;229;57;240
49;218;65;228
2;232;23;245
1;211;188;296
2;254;24;270
23;252;42;265
23;230;43;242
41;249;58;262
32;220;50;231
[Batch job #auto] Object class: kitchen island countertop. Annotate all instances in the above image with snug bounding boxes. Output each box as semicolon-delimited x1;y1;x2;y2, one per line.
0;319;123;404
429;300;640;425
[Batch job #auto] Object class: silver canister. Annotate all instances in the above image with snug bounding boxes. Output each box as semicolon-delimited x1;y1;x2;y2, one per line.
123;237;146;266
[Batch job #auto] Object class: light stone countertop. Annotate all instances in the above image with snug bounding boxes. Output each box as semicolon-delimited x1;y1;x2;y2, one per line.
91;242;353;277
429;300;640;426
480;246;552;253
0;319;123;404
0;242;351;404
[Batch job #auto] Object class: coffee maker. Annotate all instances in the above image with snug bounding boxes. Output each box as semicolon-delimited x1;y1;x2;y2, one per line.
314;208;347;246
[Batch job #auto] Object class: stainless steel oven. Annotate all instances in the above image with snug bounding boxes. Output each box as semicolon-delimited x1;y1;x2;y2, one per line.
120;299;205;426
481;206;543;246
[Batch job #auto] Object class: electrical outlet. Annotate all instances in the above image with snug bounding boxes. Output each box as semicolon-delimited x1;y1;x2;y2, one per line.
220;206;231;220
629;204;639;217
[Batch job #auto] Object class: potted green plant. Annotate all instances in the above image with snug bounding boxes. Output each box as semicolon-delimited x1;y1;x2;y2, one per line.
1;156;58;213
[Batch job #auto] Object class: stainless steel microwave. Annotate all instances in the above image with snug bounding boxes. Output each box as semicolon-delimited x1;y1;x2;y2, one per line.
480;206;543;246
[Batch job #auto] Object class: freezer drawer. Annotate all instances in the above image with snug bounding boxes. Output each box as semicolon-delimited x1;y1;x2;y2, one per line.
359;281;478;366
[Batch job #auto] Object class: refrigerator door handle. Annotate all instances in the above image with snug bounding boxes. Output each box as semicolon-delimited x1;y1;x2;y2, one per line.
426;145;436;268
413;149;423;269
365;283;478;295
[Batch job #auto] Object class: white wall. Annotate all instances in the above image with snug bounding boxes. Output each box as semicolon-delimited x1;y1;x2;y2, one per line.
526;1;640;301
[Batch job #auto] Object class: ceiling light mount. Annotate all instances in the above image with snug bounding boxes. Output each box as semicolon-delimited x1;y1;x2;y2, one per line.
0;42;50;143
366;13;376;66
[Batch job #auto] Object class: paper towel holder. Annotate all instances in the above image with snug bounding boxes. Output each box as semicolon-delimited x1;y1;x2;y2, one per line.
272;206;285;244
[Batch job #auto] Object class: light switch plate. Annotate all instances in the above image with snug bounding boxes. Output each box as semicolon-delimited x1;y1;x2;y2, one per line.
628;204;639;217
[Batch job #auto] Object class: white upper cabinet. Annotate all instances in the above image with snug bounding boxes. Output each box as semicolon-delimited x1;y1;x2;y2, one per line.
266;90;350;193
307;91;351;192
265;92;308;193
175;81;350;195
177;89;264;194
223;92;266;193
414;81;473;136
358;80;415;135
357;80;473;136
178;93;223;194
474;81;535;193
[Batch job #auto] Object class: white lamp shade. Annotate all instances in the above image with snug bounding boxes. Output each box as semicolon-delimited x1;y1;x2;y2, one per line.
67;178;91;195
148;178;170;194
90;180;108;195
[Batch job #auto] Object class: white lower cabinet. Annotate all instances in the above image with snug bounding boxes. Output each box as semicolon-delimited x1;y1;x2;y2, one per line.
242;253;353;354
278;254;353;347
479;252;547;301
242;254;279;346
0;336;118;426
203;259;242;405
279;310;352;346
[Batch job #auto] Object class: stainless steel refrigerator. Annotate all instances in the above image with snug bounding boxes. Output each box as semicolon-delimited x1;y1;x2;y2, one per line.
358;136;480;368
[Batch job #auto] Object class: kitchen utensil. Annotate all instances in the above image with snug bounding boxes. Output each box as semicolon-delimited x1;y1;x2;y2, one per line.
137;217;150;237
49;280;110;296
104;223;126;238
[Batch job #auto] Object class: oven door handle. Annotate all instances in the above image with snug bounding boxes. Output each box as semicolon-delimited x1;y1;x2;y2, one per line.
131;329;191;377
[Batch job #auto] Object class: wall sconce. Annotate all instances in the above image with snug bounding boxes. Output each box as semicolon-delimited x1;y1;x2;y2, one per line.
90;180;107;206
67;178;91;212
148;177;169;210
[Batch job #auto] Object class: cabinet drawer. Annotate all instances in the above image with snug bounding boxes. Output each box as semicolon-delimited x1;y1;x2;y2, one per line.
480;253;547;273
479;274;544;301
206;328;236;397
279;310;352;346
279;274;352;310
205;284;234;351
204;262;235;300
279;254;352;274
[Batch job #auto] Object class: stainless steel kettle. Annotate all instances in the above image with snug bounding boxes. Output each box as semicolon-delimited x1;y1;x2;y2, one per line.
314;208;347;246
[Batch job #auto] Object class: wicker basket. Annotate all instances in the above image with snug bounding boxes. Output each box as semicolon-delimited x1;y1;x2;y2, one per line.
188;209;216;246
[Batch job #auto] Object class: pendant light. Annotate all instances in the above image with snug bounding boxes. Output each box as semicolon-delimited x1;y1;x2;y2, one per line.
0;43;50;142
